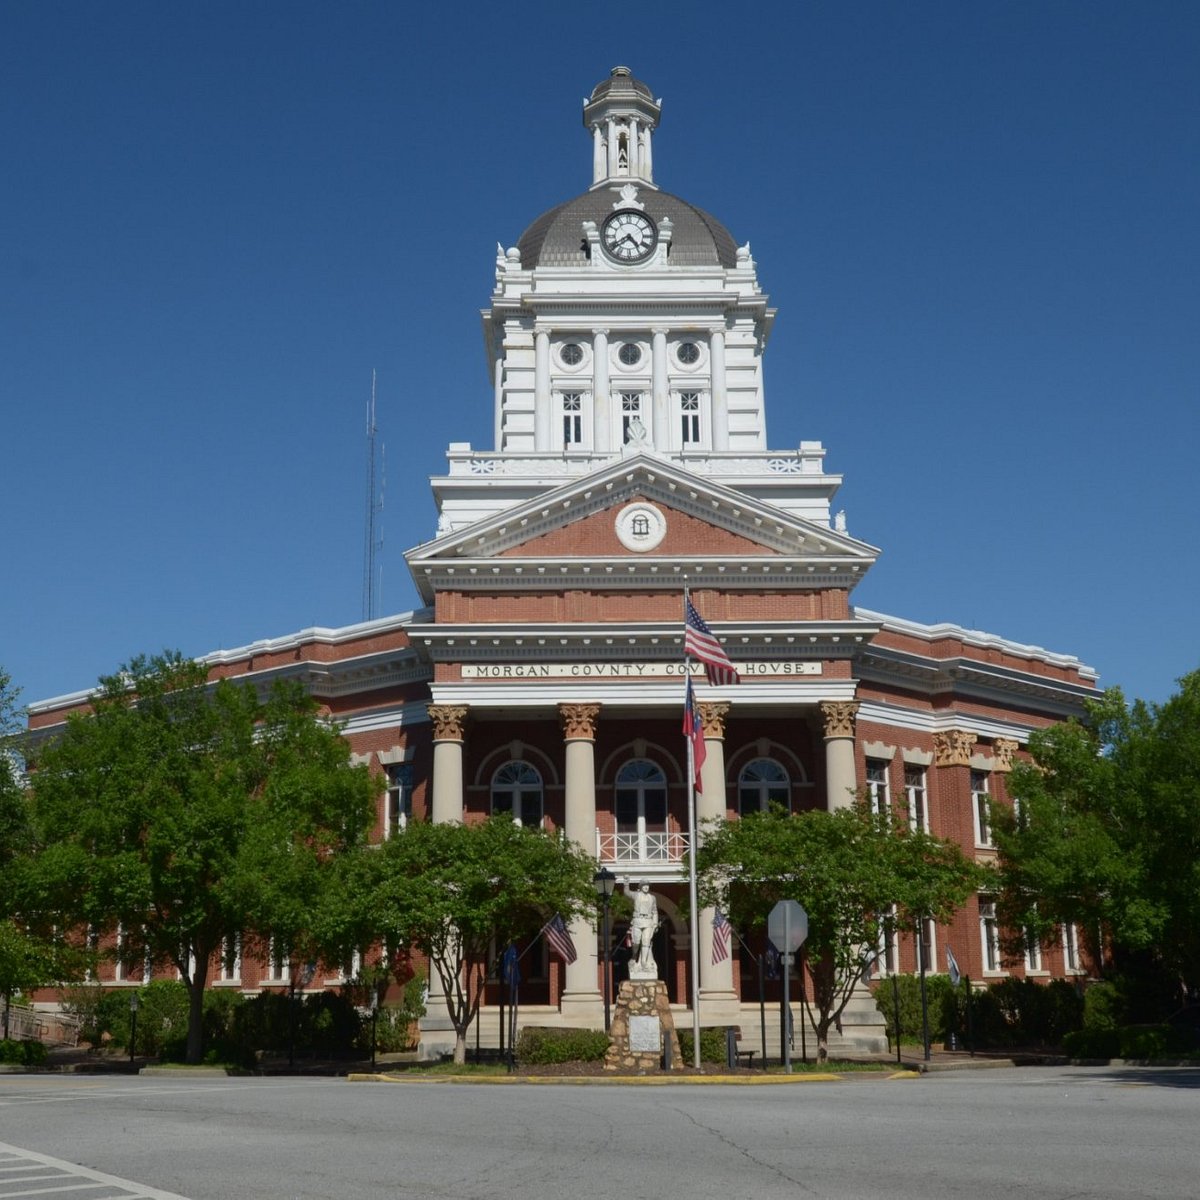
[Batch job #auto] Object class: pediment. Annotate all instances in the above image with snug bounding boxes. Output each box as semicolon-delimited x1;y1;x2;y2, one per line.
406;454;878;601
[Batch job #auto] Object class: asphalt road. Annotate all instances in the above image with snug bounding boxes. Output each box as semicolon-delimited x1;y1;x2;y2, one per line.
1;1066;1197;1200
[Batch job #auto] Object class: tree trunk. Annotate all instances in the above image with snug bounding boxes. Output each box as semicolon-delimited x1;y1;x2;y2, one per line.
186;977;204;1064
454;1030;467;1065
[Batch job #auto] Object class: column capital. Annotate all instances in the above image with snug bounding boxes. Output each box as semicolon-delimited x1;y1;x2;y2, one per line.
534;325;551;339
427;704;468;742
992;737;1020;772
697;701;730;739
591;327;610;338
819;700;859;740
933;728;977;768
650;326;669;337
559;703;601;741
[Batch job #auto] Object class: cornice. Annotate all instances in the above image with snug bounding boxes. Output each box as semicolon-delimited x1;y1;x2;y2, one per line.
855;700;1039;744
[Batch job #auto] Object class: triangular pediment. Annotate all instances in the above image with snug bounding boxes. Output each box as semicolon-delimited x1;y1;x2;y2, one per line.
406;453;878;603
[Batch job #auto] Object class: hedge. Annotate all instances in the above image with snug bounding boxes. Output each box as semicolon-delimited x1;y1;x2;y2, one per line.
516;1026;609;1064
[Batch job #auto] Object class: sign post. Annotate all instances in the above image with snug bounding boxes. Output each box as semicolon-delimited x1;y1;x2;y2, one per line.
767;900;808;1073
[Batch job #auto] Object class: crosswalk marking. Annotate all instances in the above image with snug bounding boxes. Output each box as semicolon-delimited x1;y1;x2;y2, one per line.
0;1143;192;1199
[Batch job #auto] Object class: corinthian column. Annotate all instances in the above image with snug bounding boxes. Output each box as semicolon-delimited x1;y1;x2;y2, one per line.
558;703;603;1022
697;702;737;1011
820;700;859;812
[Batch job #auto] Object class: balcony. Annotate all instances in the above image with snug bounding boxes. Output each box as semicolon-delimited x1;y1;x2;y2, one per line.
596;829;690;865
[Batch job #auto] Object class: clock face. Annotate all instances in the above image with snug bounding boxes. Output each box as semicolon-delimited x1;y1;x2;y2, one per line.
602;210;657;262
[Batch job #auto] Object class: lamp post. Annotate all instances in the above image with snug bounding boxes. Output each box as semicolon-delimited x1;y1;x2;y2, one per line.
370;989;379;1071
128;991;139;1066
593;866;616;1032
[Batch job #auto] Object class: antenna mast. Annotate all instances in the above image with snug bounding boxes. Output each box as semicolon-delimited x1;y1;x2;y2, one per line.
362;371;384;622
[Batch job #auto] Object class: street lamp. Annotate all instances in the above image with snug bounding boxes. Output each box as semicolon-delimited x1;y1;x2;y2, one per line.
370;989;380;1071
593;866;616;1033
128;991;139;1066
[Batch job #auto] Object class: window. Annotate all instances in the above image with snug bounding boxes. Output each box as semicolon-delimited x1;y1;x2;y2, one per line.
1062;923;1081;972
905;766;929;832
979;899;1001;972
874;905;899;977
266;938;289;984
618;341;641;366
971;770;993;847
738;758;790;815
866;759;890;816
560;342;583;366
1024;928;1043;972
491;760;544;827
679;391;700;444
631;512;650;537
562;393;583;447
385;763;412;836
677;341;700;364
220;935;241;984
615;759;668;860
114;924;130;982
621;391;643;442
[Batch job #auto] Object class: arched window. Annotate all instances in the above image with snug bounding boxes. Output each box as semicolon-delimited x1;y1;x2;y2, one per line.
614;759;668;860
738;758;790;816
491;760;544;827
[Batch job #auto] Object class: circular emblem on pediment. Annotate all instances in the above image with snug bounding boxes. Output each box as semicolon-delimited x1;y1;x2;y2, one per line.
615;502;667;552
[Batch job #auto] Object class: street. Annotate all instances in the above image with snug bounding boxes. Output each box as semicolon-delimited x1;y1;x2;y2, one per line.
1;1066;1197;1199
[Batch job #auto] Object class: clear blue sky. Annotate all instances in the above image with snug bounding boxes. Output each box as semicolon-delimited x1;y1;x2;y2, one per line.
3;2;1197;709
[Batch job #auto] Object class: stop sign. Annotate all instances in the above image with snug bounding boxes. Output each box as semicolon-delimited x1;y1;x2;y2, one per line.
767;900;808;953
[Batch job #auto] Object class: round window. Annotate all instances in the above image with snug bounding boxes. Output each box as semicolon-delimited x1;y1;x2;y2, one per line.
677;341;700;364
618;342;642;367
561;342;584;366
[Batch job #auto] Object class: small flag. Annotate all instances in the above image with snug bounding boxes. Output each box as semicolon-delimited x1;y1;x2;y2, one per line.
500;943;520;987
683;674;707;792
712;908;731;965
684;597;740;686
765;941;781;980
947;944;961;987
543;914;577;964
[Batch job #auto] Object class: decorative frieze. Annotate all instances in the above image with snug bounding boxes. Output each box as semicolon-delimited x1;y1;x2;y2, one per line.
933;729;977;768
559;702;601;741
819;700;859;740
427;704;468;742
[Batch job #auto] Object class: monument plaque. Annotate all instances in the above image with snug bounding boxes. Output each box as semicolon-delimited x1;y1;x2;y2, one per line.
628;1015;661;1053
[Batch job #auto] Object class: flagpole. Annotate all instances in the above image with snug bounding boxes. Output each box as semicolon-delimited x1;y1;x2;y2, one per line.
683;587;702;1070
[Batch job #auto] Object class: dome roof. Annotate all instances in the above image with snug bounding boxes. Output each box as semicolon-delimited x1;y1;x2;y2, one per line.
517;189;738;270
587;65;655;107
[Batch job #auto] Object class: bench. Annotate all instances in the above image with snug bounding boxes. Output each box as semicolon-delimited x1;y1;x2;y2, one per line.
726;1026;757;1070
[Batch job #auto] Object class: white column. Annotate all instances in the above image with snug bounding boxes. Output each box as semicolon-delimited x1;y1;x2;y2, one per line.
710;328;729;451
592;123;605;185
592;328;610;453
629;117;640;178
534;327;551;451
606;118;618;178
421;704;468;1056
642;123;653;182
820;701;859;812
696;703;737;1009
559;704;603;1023
651;327;669;449
493;352;504;451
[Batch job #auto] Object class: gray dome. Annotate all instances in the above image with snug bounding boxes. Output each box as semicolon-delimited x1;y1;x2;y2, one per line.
517;189;738;269
587;66;655;106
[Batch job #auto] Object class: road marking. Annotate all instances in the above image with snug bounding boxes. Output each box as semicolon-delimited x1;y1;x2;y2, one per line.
0;1143;192;1199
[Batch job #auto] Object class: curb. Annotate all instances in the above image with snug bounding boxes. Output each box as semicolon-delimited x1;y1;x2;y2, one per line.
347;1071;861;1085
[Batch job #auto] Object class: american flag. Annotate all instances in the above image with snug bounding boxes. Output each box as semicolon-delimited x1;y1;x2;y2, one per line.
946;944;961;987
682;674;707;792
684;597;740;686
542;913;577;964
712;908;732;965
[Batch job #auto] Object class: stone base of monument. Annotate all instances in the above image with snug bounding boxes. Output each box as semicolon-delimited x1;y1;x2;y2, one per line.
604;979;683;1072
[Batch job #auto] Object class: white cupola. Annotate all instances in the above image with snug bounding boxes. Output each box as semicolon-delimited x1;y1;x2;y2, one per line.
583;66;661;189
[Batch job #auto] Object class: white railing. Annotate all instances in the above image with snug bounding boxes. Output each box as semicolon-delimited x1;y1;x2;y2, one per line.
596;830;689;864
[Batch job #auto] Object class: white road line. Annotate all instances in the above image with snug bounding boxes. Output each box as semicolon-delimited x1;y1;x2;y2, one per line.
0;1142;192;1200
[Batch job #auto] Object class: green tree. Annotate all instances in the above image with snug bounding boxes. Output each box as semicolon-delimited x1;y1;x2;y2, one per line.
330;816;597;1064
697;804;984;1061
995;672;1200;1007
0;667;85;1032
28;653;377;1063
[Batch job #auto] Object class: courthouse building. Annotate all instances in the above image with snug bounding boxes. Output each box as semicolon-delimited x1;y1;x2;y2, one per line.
29;68;1097;1055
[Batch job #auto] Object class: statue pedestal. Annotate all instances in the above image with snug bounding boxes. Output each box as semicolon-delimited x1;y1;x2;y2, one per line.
604;979;682;1072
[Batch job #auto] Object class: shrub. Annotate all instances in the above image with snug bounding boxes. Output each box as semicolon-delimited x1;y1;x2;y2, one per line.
1082;981;1123;1032
1063;1027;1120;1058
516;1026;609;1064
873;974;956;1044
0;1038;48;1066
677;1026;733;1064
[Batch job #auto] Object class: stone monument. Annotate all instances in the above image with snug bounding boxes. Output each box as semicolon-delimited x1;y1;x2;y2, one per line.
604;884;683;1071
